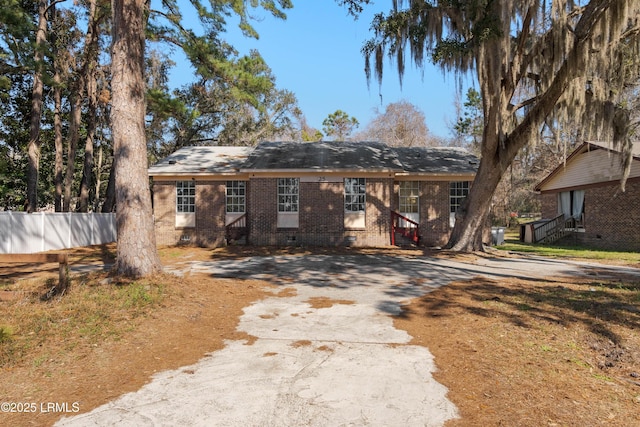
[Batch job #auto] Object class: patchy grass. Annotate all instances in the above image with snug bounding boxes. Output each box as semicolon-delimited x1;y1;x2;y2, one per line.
497;229;640;267
395;274;640;426
0;273;171;367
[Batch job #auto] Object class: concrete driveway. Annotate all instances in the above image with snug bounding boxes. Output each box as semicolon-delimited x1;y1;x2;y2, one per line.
56;252;639;427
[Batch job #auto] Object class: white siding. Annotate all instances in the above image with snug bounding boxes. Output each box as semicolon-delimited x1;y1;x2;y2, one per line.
539;148;640;192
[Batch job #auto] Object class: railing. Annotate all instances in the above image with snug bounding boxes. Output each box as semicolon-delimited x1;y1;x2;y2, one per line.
390;211;420;246
533;214;566;244
518;212;541;219
225;213;248;244
564;213;585;230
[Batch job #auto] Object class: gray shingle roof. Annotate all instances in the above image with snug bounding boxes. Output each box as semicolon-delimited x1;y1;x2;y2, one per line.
148;146;252;175
393;146;479;174
148;141;479;176
243;141;404;171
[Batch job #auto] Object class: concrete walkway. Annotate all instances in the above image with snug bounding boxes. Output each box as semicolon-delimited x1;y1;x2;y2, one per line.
56;253;639;427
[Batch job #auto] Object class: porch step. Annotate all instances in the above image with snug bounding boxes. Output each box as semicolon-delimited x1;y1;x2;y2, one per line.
393;231;420;247
225;227;248;246
226;235;247;246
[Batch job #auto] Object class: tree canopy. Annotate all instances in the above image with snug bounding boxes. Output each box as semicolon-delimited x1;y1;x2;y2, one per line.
354;100;434;146
360;0;640;251
0;0;300;212
322;109;360;140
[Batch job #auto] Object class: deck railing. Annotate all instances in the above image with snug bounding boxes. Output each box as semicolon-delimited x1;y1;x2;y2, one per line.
533;214;567;244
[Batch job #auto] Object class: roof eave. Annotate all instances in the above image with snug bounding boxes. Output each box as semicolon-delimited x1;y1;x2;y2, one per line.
240;168;404;174
394;172;476;179
149;171;245;177
534;141;592;191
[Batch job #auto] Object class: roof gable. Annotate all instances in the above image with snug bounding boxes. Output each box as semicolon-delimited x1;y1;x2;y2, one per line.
535;141;640;192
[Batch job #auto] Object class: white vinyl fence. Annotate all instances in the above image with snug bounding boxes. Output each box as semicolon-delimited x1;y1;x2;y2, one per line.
0;212;116;254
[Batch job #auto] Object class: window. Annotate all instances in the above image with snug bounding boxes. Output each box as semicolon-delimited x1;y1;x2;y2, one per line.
278;178;299;212
226;181;246;213
399;181;420;214
344;178;366;212
344;178;366;228
450;181;470;214
176;181;195;213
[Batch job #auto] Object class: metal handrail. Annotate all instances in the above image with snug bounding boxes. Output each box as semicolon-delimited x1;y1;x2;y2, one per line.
390;211;420;245
225;213;248;245
226;213;247;229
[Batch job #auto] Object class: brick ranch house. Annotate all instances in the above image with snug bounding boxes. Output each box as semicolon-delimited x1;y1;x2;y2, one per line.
532;141;640;251
148;141;479;248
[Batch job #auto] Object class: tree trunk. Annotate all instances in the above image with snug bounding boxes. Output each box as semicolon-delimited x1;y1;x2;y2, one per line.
77;67;97;212
111;0;162;277
77;0;99;212
25;0;48;213
93;144;103;212
446;36;507;252
101;156;116;213
445;23;580;252
53;77;64;212
445;152;504;251
52;2;63;212
63;92;81;212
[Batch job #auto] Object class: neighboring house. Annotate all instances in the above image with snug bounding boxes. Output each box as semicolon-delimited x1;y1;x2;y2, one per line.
533;141;640;251
148;141;478;248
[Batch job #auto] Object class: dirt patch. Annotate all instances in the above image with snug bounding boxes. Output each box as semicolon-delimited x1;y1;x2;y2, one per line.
395;276;640;426
305;296;355;309
1;245;639;426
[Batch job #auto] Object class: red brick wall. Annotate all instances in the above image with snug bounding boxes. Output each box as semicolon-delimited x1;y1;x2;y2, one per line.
420;181;451;247
540;181;640;251
248;178;278;245
540;193;558;219
577;181;640;251
153;180;228;247
298;181;345;245
358;178;393;247
153;178;465;248
249;177;393;247
194;181;227;247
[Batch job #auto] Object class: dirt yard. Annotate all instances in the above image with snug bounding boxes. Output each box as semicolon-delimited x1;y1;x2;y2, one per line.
1;245;639;426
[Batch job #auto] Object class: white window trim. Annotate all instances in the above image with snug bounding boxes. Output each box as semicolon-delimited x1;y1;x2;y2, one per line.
399;181;420;227
449;181;470;228
225;180;246;228
344;178;366;229
176;181;195;228
277;178;299;228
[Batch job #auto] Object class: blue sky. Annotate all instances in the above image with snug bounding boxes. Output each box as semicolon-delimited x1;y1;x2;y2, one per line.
167;2;475;139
